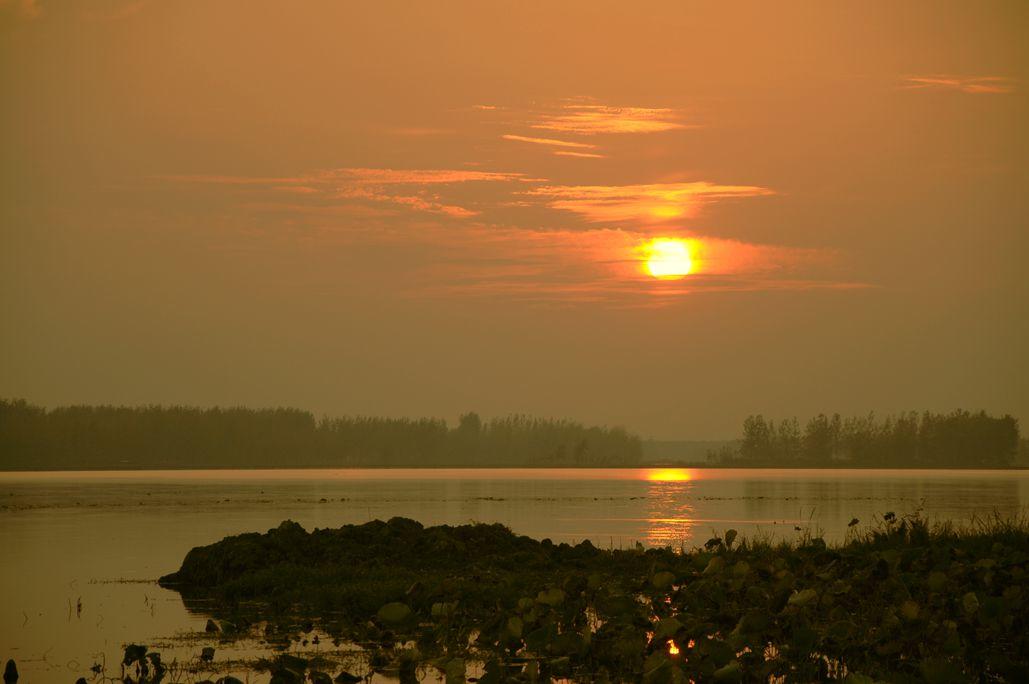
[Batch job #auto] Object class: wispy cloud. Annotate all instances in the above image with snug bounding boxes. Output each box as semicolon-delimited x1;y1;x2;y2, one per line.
406;227;864;305
333;187;478;218
163;167;531;218
320;168;529;185
525;181;773;223
477;101;691;160
501;134;597;149
158;167;857;304
531;104;689;135
163;169;775;233
902;75;1016;94
167;168;528;186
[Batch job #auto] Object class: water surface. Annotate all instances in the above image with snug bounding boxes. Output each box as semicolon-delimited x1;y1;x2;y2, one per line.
2;468;1026;680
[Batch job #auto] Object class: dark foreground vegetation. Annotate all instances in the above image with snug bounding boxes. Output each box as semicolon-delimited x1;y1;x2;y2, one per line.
709;411;1021;468
156;514;1029;683
0;400;641;469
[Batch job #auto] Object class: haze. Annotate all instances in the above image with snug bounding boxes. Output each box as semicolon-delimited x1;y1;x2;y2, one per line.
1;1;1026;439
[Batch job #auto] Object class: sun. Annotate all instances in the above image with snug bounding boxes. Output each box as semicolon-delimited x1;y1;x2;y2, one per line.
644;238;693;279
645;468;694;482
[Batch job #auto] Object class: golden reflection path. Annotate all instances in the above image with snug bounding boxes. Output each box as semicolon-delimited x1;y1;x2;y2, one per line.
644;477;697;547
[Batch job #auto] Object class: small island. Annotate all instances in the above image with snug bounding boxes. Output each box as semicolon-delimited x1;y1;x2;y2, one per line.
150;514;1029;682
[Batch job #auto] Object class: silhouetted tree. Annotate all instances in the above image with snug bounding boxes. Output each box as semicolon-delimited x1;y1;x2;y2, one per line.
0;400;643;469
775;417;803;462
741;415;773;461
802;413;840;464
727;410;1018;467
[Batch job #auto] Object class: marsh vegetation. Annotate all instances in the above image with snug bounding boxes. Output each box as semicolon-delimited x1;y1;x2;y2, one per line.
156;513;1029;683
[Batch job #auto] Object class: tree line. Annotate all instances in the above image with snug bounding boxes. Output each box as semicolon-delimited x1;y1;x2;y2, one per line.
710;410;1020;467
0;399;643;470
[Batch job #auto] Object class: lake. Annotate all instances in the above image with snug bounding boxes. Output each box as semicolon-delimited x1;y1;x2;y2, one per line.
2;467;1027;681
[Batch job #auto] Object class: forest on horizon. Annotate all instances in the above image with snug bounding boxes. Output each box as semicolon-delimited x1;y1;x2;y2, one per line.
0;400;1023;470
0;399;642;469
709;410;1021;468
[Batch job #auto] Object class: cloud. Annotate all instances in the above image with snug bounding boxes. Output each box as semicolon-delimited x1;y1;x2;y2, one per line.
334;186;478;218
902;76;1016;94
167;168;528;186
501;134;598;149
163;167;531;219
531;104;689;135
553;151;606;159
157;168;858;305
405;227;864;305
168;172;772;225
318;168;529;185
477;101;691;160
525;181;773;223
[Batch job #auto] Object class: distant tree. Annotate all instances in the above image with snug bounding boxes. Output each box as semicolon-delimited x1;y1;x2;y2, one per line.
457;412;482;435
775;417;803;462
740;415;773;462
803;413;839;464
730;409;1018;468
0;400;642;469
706;443;740;464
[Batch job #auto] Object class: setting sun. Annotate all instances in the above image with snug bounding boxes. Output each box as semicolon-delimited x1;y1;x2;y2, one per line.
645;239;693;279
645;468;694;482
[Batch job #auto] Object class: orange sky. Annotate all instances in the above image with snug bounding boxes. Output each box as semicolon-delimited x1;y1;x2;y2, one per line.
1;1;1026;438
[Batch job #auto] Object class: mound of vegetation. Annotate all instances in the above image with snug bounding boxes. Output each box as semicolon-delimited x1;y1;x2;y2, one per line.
160;515;1029;683
160;517;610;617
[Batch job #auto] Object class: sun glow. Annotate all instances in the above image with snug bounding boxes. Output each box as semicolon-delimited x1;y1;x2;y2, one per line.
644;239;693;279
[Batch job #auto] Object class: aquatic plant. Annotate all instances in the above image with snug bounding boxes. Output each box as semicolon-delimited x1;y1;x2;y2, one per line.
160;514;1029;682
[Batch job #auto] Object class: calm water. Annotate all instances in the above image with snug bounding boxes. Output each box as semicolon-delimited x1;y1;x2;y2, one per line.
1;468;1027;681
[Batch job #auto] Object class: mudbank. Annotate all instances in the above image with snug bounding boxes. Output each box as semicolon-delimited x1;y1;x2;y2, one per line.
160;516;1029;682
160;517;613;617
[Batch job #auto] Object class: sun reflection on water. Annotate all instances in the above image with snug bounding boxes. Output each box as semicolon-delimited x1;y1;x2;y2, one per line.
644;477;697;547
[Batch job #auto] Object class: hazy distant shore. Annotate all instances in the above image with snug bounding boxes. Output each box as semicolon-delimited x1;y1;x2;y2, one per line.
2;463;1027;473
3;400;1025;470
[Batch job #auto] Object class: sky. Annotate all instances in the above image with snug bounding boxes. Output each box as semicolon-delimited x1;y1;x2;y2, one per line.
1;1;1026;439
